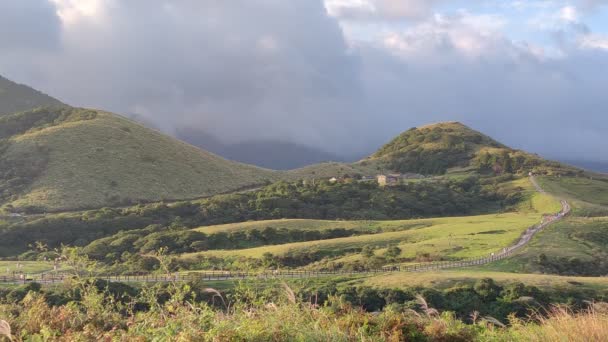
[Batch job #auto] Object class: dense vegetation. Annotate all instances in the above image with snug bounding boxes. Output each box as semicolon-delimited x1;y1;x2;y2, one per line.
368;122;575;176
370;122;503;174
1;274;608;341
1;175;522;257
0;75;64;116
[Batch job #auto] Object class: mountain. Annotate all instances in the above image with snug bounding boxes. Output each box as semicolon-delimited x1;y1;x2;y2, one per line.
177;128;344;170
364;121;574;175
0;107;279;213
0;75;65;115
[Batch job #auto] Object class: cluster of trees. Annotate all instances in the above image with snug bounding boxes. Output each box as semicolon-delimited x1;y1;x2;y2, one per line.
373;125;504;174
83;224;369;264
535;253;608;276
2;175;518;257
474;149;575;176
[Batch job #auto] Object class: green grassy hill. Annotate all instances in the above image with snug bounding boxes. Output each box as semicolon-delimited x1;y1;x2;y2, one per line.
366;121;574;175
289;122;579;180
0;75;65;115
0;107;279;212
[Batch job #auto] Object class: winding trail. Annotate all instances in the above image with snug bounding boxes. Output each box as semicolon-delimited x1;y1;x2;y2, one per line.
1;177;570;284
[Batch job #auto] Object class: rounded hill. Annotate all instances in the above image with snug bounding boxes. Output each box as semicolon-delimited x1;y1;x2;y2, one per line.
0;107;279;212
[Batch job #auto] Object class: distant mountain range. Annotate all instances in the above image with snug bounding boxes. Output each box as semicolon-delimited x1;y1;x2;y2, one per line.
177;128;348;170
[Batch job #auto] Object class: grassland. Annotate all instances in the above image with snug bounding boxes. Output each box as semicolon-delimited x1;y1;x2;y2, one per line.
483;216;608;274
2;108;281;212
537;175;608;216
187;213;534;259
185;208;551;267
0;261;67;275
362;268;608;290
168;176;562;271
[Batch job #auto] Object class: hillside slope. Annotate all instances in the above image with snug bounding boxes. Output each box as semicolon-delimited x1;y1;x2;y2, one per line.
289;122;578;179
365;122;576;175
0;75;65;115
1;107;279;212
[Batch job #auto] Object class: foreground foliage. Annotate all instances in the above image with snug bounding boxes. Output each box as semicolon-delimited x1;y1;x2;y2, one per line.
1;278;607;341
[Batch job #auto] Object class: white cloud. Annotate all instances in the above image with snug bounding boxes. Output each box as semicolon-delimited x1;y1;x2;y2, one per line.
580;34;608;49
381;12;510;60
49;0;109;24
559;5;579;22
2;0;608;161
325;0;441;20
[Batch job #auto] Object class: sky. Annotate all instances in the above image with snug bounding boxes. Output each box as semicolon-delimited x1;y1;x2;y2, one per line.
1;0;607;162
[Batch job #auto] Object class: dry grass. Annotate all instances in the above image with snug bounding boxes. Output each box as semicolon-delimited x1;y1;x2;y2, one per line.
0;320;11;341
506;305;608;342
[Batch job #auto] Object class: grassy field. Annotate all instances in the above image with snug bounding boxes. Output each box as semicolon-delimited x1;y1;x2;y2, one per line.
537;175;608;216
183;212;541;262
195;218;433;235
181;178;559;267
484;217;608;274
3;108;281;212
363;268;608;290
0;260;67;275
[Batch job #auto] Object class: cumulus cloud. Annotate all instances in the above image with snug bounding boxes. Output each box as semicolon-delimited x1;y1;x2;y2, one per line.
0;0;607;162
355;11;608;161
1;0;374;152
325;0;441;21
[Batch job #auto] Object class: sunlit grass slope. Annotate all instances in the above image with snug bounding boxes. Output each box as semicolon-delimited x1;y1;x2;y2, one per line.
182;177;559;266
2;108;280;211
537;175;608;216
485;217;608;274
184;212;540;261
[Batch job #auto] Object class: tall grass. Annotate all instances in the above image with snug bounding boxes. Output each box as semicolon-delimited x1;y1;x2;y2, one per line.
1;269;608;342
505;304;608;342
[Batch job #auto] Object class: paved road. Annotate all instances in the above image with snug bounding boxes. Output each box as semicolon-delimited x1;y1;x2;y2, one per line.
1;177;569;284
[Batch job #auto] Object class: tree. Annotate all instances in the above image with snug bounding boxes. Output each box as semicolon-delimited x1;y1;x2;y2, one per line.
384;246;402;260
361;246;375;258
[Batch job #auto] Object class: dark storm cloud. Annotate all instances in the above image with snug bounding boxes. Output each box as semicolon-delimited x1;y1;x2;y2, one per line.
12;0;370;152
0;0;607;162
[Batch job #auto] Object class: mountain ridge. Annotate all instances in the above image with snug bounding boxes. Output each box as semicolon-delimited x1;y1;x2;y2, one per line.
0;75;65;115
